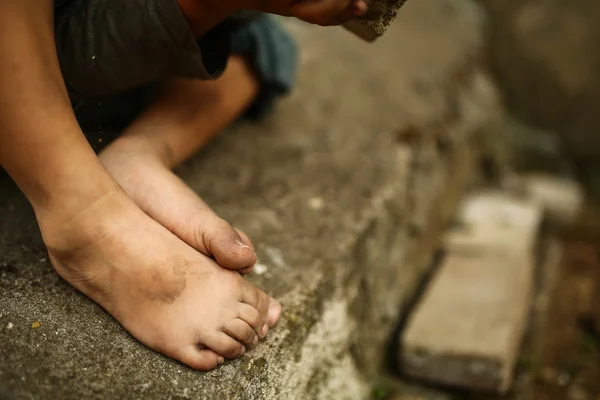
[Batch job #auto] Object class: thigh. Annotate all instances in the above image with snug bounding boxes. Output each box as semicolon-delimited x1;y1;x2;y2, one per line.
53;0;230;98
53;0;232;150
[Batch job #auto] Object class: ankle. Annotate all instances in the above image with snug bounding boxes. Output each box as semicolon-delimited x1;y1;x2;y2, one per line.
101;135;172;168
36;185;131;255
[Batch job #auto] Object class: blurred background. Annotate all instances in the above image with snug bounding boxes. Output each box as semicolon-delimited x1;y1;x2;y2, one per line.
382;1;600;399
1;1;599;399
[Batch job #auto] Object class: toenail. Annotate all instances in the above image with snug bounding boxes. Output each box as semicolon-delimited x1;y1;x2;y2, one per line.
261;324;268;337
218;357;225;365
236;240;254;252
240;346;246;355
269;301;281;315
252;335;259;345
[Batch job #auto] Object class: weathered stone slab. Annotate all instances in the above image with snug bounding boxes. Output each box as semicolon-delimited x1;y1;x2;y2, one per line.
506;173;584;225
343;0;408;42
445;192;543;258
390;238;562;400
0;1;499;399
401;253;535;393
402;193;542;393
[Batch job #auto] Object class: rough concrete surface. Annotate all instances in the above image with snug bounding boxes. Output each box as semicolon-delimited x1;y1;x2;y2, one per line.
402;193;542;393
0;1;499;399
480;0;600;166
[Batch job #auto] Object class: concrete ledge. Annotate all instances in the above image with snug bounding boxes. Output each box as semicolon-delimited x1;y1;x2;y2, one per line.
0;1;499;398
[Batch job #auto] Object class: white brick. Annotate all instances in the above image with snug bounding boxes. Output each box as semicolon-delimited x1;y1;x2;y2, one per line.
401;251;535;393
524;173;584;224
401;192;541;393
445;192;542;257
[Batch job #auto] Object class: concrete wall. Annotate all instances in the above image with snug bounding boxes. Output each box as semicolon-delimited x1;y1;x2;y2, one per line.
481;0;600;167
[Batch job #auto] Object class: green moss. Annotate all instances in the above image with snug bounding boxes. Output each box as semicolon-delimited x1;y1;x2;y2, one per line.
371;386;388;400
517;354;539;372
278;281;332;363
580;332;598;355
254;357;267;368
240;356;269;382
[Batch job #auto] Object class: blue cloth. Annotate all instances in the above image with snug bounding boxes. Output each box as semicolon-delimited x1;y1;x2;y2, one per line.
231;15;298;119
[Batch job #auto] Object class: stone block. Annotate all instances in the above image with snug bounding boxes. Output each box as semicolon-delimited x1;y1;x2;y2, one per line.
445;192;543;258
343;0;408;42
402;193;541;393
523;173;584;225
401;251;535;393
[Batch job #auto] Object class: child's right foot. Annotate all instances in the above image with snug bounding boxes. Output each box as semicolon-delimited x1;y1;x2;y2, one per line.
38;189;280;370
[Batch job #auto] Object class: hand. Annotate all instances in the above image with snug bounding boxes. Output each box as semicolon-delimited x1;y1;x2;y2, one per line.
290;0;368;26
248;0;368;26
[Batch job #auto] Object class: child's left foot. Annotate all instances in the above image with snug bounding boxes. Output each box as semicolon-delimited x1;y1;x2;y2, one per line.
100;57;261;273
101;138;257;274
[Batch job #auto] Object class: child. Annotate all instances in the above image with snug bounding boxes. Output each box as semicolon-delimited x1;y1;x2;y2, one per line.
0;0;366;370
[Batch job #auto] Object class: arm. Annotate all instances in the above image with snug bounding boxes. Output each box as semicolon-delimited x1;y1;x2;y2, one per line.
55;0;234;96
54;0;365;97
0;0;118;220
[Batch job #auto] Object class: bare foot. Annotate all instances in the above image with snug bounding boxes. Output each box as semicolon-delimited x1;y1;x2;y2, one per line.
39;189;280;370
99;57;261;274
100;139;257;274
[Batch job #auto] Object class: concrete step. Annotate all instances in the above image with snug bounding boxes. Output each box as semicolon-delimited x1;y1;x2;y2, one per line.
0;1;499;399
401;192;543;393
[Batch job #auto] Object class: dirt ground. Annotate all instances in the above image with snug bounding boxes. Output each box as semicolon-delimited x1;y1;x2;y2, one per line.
532;210;600;400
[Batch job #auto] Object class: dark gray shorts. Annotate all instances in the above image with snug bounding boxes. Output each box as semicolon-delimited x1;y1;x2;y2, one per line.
53;0;297;148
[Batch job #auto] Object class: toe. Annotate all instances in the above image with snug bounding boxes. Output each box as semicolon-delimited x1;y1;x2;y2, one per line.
234;228;256;274
222;318;257;347
267;298;282;327
237;303;265;337
177;346;223;371
204;332;246;359
241;283;271;326
195;215;257;271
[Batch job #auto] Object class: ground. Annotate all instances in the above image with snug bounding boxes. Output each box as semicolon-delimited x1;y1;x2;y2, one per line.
530;210;600;400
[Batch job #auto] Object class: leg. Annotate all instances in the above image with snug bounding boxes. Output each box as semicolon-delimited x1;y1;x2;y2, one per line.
99;16;297;273
1;0;279;371
100;55;260;272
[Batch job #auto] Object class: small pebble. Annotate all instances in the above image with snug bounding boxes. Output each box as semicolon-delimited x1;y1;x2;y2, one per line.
6;322;13;329
558;372;571;387
254;263;268;275
308;197;324;210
